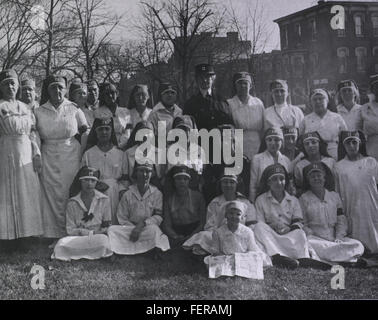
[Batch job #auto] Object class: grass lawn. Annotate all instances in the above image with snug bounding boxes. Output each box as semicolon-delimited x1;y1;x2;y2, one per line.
0;244;377;300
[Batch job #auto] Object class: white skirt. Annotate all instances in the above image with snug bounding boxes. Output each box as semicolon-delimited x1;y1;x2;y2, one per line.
52;234;113;261
253;222;310;259
183;230;214;254
308;235;364;263
108;224;170;255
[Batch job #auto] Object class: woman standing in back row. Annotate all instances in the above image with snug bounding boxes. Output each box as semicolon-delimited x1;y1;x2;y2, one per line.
0;69;43;244
264;79;304;131
227;72;264;161
300;89;347;160
35;75;88;239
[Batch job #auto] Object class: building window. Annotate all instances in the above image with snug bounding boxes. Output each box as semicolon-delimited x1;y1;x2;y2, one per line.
291;55;304;78
337;47;349;74
309;53;319;74
282;26;289;48
354;15;364;36
283;55;290;77
295;23;301;37
263;59;272;73
310;19;317;40
337;29;346;37
373;47;378;72
372;15;378;37
275;60;282;77
355;47;367;72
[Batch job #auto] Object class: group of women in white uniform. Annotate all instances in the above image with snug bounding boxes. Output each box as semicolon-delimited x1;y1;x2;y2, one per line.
1;67;378;272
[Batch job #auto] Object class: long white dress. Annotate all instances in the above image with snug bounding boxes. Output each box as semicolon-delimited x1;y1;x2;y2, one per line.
335;156;378;253
254;191;310;259
0;100;43;239
227;95;264;161
35;99;88;238
107;184;170;254
183;193;256;253
52;190;113;261
81;146;126;224
300;190;364;263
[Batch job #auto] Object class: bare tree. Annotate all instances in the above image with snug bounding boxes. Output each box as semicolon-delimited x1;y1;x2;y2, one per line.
130;0;174;92
139;0;225;102
225;0;275;74
68;0;121;80
0;0;43;72
96;43;138;84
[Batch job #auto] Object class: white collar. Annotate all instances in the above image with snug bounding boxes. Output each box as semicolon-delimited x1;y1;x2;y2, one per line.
70;190;108;212
200;88;212;98
274;102;288;109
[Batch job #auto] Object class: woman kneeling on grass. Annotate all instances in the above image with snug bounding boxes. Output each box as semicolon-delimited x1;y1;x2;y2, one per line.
107;161;170;255
253;164;330;270
204;200;271;267
299;162;364;265
183;168;257;255
52;166;113;261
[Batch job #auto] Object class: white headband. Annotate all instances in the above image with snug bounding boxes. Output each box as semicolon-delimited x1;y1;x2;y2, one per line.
343;136;361;145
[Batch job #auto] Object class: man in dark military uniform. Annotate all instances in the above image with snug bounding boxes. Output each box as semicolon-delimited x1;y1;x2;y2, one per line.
183;63;233;130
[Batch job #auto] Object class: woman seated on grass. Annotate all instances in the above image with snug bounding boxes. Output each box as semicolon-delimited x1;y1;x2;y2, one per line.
107;162;170;256
299;162;364;265
253;164;330;270
183;168;257;255
162;165;206;248
293;131;336;195
82;117;126;224
204;200;271;267
52;166;113;261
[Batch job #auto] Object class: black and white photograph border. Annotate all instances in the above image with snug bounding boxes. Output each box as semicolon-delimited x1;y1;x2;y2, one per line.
0;0;377;303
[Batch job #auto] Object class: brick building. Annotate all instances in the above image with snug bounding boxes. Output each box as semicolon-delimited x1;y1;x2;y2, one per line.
273;0;378;106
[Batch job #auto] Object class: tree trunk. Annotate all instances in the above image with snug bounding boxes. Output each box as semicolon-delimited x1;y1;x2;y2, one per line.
45;0;54;77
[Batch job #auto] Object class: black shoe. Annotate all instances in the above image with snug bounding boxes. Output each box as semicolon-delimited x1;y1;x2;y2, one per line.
272;255;299;270
298;258;332;270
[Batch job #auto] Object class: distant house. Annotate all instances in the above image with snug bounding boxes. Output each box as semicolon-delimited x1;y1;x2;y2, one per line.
273;0;378;105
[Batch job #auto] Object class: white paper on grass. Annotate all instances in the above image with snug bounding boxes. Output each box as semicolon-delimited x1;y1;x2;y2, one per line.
208;252;264;280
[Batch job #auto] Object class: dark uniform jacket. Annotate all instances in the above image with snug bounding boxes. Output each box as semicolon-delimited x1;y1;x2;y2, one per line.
183;92;233;130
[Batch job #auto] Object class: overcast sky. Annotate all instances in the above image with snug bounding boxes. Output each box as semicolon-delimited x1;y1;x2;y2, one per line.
107;0;371;52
